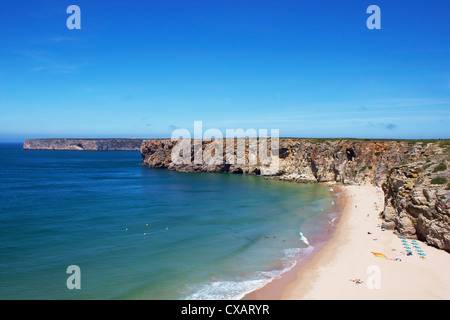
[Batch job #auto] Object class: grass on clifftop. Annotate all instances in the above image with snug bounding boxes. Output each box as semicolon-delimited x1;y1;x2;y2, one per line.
281;138;450;145
431;177;448;185
433;163;448;173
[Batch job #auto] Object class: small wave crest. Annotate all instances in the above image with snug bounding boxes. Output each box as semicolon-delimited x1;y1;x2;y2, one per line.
328;217;337;225
185;246;314;300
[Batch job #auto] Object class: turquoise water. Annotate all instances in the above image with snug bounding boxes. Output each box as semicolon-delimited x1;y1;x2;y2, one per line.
0;144;339;300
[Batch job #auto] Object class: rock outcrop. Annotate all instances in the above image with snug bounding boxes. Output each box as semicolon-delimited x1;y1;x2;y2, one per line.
141;138;450;252
381;161;450;251
23;138;143;151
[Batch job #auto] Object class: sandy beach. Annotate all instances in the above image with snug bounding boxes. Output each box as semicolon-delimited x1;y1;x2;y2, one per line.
246;184;450;300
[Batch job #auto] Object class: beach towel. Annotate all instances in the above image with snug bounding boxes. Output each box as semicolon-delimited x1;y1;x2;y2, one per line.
371;252;387;258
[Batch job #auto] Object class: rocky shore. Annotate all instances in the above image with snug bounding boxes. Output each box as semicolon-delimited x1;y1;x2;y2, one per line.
140;138;450;252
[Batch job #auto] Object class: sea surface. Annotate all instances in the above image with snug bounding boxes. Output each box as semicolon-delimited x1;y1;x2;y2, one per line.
0;143;340;300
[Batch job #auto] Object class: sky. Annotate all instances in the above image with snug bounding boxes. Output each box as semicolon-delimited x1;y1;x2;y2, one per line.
0;0;449;142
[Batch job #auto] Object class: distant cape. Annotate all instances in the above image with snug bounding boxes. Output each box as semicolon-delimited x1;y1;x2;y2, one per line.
23;138;143;151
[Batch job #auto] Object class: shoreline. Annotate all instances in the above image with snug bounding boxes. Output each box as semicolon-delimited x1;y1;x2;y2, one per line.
242;183;345;300
244;184;450;300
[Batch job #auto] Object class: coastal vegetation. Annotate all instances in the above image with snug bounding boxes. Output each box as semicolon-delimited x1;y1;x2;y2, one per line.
433;163;447;173
431;177;448;185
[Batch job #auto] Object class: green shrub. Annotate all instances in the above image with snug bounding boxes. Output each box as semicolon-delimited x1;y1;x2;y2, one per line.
439;140;450;149
431;177;447;185
433;163;447;173
360;166;367;172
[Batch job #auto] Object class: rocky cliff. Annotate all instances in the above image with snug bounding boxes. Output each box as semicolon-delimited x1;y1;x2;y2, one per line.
23;138;143;151
141;138;450;252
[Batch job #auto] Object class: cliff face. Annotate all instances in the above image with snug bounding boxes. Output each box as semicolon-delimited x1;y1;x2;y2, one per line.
381;163;450;251
23;139;143;151
141;138;450;252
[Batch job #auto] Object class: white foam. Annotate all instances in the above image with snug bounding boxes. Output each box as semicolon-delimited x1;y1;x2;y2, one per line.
185;247;314;300
186;278;269;300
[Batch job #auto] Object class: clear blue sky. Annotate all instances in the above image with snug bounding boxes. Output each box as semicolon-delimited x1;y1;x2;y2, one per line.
0;0;449;142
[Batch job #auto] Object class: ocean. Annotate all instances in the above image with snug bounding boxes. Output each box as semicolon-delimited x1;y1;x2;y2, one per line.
0;143;340;300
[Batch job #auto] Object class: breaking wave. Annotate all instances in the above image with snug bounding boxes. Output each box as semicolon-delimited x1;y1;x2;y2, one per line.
185;246;314;300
